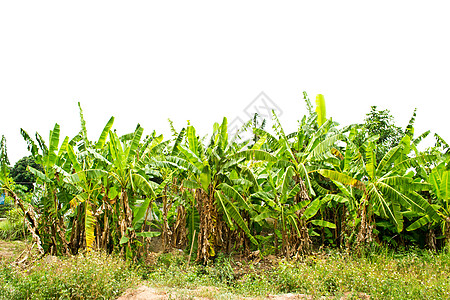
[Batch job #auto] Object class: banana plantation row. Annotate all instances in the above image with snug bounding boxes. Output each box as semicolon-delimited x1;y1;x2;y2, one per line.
1;95;449;262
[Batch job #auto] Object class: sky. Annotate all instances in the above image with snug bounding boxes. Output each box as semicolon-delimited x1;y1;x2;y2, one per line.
1;1;449;164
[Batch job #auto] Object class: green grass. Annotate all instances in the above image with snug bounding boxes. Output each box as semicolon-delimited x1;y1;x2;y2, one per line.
0;219;26;240
143;249;450;299
1;245;450;299
0;207;27;240
0;251;141;300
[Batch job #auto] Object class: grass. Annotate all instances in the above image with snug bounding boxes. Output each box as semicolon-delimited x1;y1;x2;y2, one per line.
143;248;450;299
0;207;27;240
0;250;141;300
0;219;26;240
1;242;450;299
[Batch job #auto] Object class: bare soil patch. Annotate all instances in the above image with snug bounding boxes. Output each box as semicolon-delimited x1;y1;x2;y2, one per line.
0;239;28;260
117;286;370;300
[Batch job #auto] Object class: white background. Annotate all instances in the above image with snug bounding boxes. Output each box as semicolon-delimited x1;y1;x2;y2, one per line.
1;1;449;164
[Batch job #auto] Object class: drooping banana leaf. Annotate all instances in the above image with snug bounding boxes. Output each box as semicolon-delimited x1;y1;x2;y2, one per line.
318;169;365;191
215;191;235;230
406;215;432;231
218;182;252;211
311;219;336;229
20;129;40;158
85;201;96;251
215;191;257;245
136;231;161;238
302;198;322;220
177;145;204;170
229;149;277;162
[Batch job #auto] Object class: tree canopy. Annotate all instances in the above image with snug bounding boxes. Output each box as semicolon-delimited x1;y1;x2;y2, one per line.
9;156;43;192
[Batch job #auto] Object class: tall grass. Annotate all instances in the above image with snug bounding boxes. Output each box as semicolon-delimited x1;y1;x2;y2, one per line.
144;249;450;299
0;251;141;300
0;207;27;240
1;246;450;299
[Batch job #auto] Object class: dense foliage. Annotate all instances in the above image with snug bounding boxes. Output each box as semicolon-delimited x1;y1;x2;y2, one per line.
9;156;43;192
1;94;449;262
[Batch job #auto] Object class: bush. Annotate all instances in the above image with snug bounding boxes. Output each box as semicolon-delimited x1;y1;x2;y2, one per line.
0;194;14;218
0;203;13;218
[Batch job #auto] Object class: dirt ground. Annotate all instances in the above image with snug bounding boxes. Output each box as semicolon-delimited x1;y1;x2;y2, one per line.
116;285;315;300
117;285;370;300
0;239;29;260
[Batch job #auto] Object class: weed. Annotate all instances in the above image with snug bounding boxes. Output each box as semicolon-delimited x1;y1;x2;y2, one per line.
2;246;450;299
0;208;27;240
141;248;450;299
0;251;141;300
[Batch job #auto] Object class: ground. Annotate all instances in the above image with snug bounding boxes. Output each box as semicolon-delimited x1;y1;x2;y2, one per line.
117;286;370;299
0;239;28;260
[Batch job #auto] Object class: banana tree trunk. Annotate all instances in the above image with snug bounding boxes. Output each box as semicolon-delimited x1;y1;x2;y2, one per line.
56;217;70;255
281;223;289;257
171;205;187;249
119;189;135;255
161;185;171;251
70;205;84;254
274;219;279;256
8;190;44;255
101;209;111;251
445;218;450;248
426;224;437;251
196;188;218;262
356;198;374;247
294;179;312;256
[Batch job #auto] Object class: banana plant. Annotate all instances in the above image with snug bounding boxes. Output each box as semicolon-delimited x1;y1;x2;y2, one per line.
250;98;341;252
250;164;335;256
251;166;308;256
0;136;44;254
319;135;437;246
20;122;79;255
166;118;265;261
137;126;192;251
427;159;450;242
405;155;450;245
105;125;147;255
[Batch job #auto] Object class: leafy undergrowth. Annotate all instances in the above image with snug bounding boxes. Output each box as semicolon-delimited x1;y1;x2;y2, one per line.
0;249;141;300
0;208;28;241
144;248;450;299
2;242;450;299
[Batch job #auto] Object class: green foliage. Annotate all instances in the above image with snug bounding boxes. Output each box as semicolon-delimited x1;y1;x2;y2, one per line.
9;156;43;192
0;207;27;240
3;91;448;263
355;106;404;162
4;92;450;298
0;135;10;178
